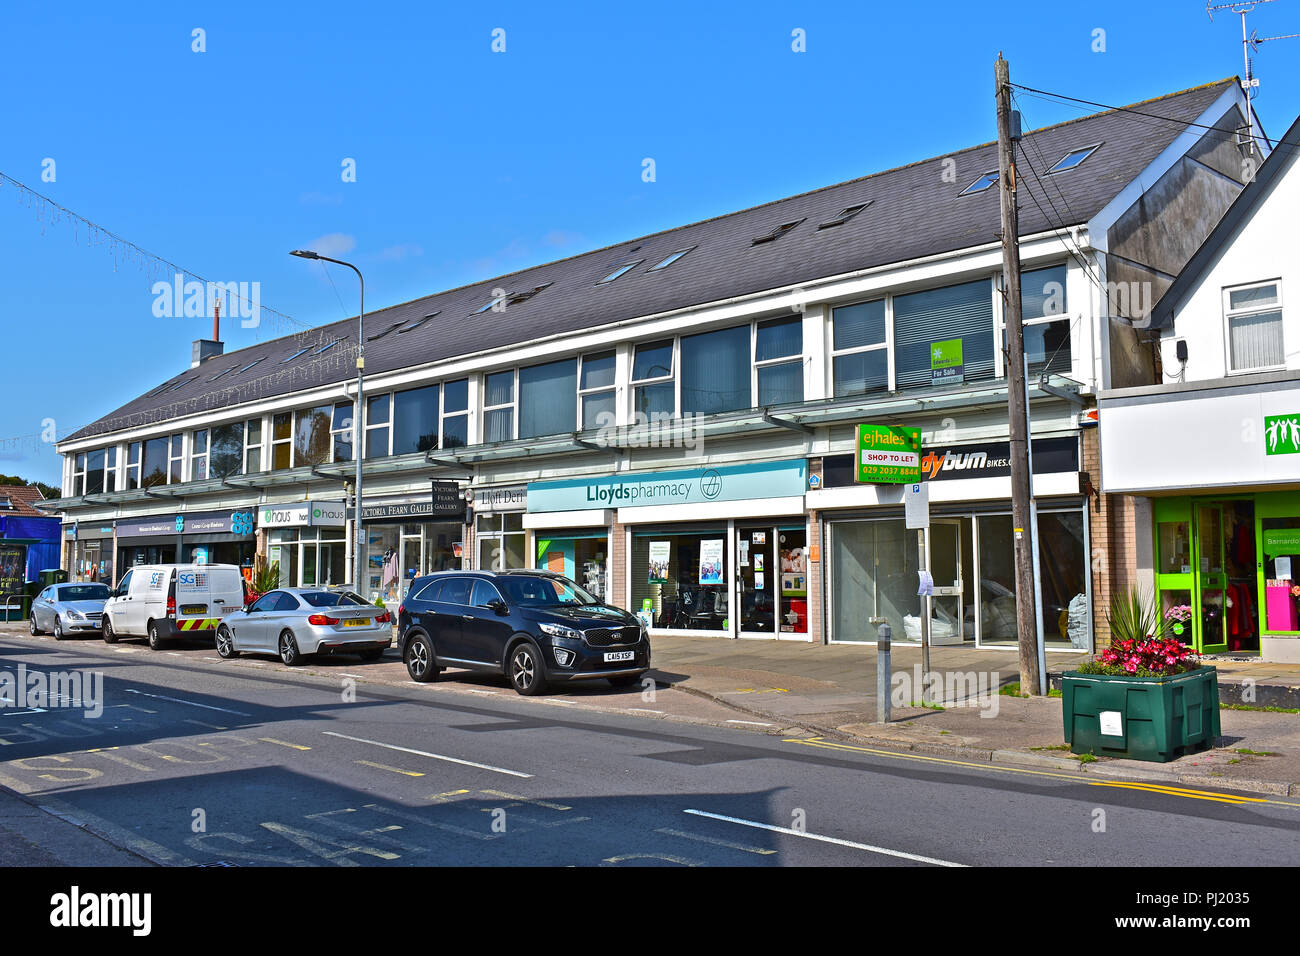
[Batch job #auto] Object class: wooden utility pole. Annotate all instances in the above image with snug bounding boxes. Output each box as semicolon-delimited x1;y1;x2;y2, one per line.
996;54;1042;696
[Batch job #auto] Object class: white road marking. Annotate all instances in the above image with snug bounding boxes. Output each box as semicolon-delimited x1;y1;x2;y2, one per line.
321;731;532;778
627;708;665;715
726;719;774;726
682;809;966;867
656;827;777;855
124;688;251;717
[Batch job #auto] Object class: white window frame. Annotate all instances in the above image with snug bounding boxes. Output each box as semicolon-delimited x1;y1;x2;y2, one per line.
1223;279;1285;374
244;418;264;474
330;401;354;463
752;316;804;407
168;434;185;484
828;296;892;396
71;453;86;497
483;369;517;442
997;264;1071;379
441;378;470;449
270;412;293;471
631;339;678;417
190;429;209;482
578;351;617;430
126;441;142;490
365;393;393;459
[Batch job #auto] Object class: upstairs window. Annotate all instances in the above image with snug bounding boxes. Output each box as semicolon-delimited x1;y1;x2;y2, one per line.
1225;281;1284;373
520;359;577;439
1018;264;1071;377
210;423;245;478
894;279;995;389
442;379;469;449
632;340;675;418
579;351;616;430
331;403;354;461
682;326;750;414
191;429;209;481
755;316;804;405
393;385;440;454
365;394;392;459
244;419;263;473
126;442;142;490
294;405;334;466
484;371;516;442
831;299;888;398
271;413;292;470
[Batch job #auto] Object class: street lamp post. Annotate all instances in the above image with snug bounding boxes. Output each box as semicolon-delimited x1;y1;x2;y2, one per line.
291;250;366;595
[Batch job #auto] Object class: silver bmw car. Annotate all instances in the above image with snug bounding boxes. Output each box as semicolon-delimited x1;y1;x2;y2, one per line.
29;583;112;639
215;587;393;666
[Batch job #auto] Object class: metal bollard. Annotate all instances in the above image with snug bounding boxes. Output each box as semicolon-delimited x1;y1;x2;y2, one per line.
874;619;892;724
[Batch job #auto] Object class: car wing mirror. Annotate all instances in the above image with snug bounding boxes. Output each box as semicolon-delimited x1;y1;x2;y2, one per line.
490;599;509;615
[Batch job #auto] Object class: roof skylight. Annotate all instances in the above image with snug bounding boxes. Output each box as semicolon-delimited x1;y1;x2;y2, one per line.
817;202;871;229
368;322;403;341
507;283;553;304
1046;143;1101;174
959;171;999;196
281;347;311;364
649;247;695;271
474;294;508;314
237;358;264;374
314;339;340;355
598;261;643;284
209;365;239;382
399;311;441;333
752;219;804;245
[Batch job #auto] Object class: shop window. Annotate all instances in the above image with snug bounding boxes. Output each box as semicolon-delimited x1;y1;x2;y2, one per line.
190;430;209;481
633;340;675;418
244;418;263;473
831;299;888;398
442;379;469;449
1037;511;1089;649
536;535;608;601
579;351;616;431
682;325;749;415
894;278;994;389
1226;281;1284;372
393;384;440;454
331;402;354;462
294;405;333;466
1262;517;1300;633
829;519;919;642
365;394;391;459
1158;520;1192;574
484;371;516;443
631;531;729;631
755;317;803;406
271;412;292;470
520;359;577;438
476;513;525;571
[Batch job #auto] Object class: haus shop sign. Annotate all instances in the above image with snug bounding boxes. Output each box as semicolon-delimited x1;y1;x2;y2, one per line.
257;500;346;529
527;460;807;513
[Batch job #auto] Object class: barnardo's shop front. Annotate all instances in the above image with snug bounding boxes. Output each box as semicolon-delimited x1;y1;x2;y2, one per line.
1101;374;1300;662
526;460;811;639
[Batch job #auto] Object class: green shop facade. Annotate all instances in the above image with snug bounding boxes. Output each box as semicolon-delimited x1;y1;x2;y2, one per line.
1100;375;1300;663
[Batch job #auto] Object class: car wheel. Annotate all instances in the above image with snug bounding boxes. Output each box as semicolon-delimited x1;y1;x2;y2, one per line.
279;630;303;666
358;649;385;662
102;617;118;644
607;674;641;688
147;621;165;650
509;641;548;696
215;626;238;659
29;614;41;636
404;633;439;683
53;616;65;641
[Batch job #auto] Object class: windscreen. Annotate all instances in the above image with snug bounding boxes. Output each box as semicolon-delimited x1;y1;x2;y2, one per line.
498;575;601;608
59;585;111;602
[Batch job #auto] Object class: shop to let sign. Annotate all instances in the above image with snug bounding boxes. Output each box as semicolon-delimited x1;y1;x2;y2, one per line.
931;338;964;386
855;424;921;484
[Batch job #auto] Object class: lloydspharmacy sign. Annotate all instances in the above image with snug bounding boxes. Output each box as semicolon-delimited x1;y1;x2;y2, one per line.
1265;415;1300;456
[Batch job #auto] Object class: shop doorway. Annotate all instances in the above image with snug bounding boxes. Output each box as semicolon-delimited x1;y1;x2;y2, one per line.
1191;499;1258;654
927;519;969;645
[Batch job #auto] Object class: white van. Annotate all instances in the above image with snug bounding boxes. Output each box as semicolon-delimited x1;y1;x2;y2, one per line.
102;564;247;650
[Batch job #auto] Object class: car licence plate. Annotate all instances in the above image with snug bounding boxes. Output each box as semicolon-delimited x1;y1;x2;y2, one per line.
343;618;371;627
604;650;635;662
182;605;207;615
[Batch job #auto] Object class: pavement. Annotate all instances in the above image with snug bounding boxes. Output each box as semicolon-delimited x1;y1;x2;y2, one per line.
644;634;1300;797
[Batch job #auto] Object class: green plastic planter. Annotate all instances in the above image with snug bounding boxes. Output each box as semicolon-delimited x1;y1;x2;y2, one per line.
1061;666;1220;762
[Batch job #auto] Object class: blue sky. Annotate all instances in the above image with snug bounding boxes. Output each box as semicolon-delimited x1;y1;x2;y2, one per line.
2;0;1297;484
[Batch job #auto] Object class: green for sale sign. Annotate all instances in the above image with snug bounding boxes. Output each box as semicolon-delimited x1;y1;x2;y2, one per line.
931;338;964;386
855;424;922;484
1265;414;1300;455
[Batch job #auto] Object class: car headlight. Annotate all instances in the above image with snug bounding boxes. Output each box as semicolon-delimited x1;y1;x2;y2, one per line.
67;610;84;621
539;622;584;642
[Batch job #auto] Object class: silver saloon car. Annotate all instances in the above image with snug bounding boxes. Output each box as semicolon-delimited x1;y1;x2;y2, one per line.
215;588;393;666
30;583;112;639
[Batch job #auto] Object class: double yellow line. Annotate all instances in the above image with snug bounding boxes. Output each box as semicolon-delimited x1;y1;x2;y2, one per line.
785;736;1300;808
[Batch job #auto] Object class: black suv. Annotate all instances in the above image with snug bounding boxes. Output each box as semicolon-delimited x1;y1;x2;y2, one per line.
396;570;651;696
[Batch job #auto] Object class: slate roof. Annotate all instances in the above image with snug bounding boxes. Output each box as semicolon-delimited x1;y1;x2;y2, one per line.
67;79;1237;444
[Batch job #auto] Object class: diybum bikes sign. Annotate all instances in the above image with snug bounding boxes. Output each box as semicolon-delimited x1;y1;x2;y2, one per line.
855;424;921;484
